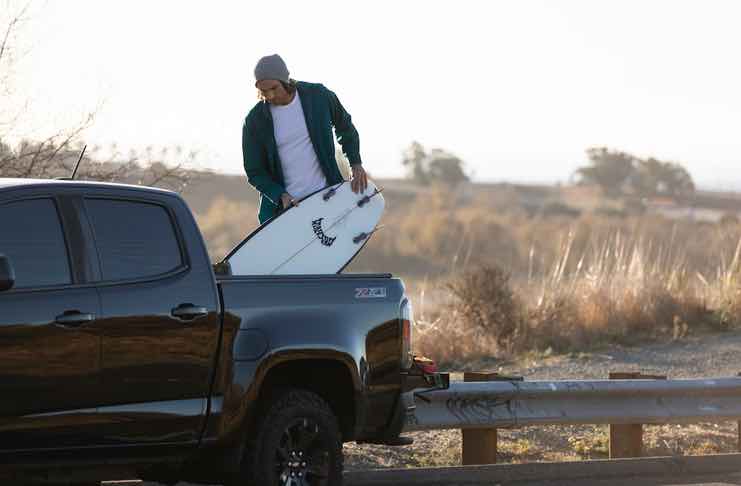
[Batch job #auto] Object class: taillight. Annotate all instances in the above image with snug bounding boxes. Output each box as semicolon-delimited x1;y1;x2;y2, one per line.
414;355;438;374
400;299;414;369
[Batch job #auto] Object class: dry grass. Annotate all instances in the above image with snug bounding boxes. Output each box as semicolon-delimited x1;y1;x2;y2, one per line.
389;192;741;364
344;422;740;470
192;183;741;364
194;196;257;262
415;232;741;366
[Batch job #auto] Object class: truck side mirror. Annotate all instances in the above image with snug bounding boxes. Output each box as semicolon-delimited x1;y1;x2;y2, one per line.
0;254;16;292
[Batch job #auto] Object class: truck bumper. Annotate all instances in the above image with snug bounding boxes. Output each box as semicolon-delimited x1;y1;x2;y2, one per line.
356;357;448;446
401;355;450;393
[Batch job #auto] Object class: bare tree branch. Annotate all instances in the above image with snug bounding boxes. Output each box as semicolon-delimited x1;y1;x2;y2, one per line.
1;1;32;84
0;1;193;193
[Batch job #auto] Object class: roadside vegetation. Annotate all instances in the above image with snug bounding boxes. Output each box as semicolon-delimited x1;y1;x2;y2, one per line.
413;231;741;366
195;180;741;367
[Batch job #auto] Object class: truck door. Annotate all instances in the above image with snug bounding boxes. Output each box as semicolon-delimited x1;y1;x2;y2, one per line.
82;196;220;446
0;197;102;450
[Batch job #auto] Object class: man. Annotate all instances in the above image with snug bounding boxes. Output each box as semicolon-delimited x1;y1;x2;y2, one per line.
242;54;368;224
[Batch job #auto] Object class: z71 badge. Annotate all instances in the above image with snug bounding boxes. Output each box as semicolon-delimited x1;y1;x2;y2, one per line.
355;287;387;299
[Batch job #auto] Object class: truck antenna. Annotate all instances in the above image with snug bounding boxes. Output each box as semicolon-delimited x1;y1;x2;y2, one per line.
70;145;87;180
55;145;87;181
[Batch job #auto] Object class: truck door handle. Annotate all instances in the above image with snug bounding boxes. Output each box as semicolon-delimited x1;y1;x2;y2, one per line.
54;311;95;328
171;304;208;321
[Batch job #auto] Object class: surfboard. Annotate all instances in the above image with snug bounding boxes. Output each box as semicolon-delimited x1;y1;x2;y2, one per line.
223;180;384;275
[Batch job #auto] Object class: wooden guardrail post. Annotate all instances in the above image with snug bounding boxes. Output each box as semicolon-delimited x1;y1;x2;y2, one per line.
462;372;523;465
608;371;667;459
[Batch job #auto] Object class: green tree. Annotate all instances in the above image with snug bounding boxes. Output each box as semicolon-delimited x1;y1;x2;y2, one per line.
630;157;663;196
401;141;429;184
660;161;695;197
427;148;469;185
575;147;635;196
401;141;468;186
632;157;695;198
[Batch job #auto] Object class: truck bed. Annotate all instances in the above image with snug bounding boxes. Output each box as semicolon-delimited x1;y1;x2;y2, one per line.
216;272;393;282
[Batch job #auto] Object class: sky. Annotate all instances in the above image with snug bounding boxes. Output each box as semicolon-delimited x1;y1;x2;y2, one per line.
6;0;741;189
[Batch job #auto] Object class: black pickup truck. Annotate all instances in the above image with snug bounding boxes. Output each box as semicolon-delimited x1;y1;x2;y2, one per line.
0;178;443;486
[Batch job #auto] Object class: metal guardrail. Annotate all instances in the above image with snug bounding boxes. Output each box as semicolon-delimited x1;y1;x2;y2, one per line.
403;377;741;432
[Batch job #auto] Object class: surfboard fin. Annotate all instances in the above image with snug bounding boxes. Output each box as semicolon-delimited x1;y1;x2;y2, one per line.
357;187;384;207
322;187;337;201
322;182;344;201
353;225;385;244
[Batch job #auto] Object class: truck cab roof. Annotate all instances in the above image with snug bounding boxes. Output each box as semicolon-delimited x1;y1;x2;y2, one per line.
0;177;176;196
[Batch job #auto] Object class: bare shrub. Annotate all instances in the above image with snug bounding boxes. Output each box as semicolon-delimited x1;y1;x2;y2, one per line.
445;265;525;350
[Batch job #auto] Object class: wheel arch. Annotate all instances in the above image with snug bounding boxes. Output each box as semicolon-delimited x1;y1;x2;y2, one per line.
252;357;359;441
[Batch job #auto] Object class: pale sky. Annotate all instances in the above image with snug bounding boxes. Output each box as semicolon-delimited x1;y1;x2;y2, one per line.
7;0;741;189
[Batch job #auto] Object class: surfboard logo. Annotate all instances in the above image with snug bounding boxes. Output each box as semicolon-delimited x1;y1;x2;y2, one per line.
312;218;337;247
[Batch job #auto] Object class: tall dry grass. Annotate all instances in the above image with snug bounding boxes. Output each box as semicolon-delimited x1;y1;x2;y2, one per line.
191;183;741;364
414;232;741;366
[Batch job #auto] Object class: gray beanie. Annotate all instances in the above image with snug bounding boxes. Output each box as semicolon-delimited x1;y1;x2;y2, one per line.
254;54;290;84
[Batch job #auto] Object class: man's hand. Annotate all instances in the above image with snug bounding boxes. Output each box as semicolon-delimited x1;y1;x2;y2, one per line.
351;164;368;193
280;192;298;209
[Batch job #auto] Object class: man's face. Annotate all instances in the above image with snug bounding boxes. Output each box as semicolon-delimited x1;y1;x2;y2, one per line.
256;79;292;105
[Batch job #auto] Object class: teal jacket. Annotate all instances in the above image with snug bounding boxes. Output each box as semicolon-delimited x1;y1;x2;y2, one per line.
242;81;362;223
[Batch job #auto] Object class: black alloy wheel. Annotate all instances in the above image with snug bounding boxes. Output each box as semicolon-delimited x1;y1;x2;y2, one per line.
276;417;330;485
243;389;343;486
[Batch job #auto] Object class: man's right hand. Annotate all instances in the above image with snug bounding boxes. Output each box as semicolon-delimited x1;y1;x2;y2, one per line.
281;192;298;209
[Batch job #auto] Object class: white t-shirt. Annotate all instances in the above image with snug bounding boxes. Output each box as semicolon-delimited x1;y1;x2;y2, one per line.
270;92;328;200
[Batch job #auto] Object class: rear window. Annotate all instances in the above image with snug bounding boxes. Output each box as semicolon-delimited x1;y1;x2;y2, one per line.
85;199;183;281
0;198;71;288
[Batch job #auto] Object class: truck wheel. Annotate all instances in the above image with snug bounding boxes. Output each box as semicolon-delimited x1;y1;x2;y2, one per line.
247;388;343;486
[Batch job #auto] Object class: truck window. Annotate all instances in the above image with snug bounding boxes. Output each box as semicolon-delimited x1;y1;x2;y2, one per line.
0;198;71;288
84;199;183;282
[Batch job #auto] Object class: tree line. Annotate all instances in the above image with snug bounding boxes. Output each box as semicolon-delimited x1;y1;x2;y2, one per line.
399;142;696;199
574;147;695;198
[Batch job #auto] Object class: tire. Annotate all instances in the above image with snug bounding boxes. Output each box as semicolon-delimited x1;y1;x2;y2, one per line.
238;388;343;486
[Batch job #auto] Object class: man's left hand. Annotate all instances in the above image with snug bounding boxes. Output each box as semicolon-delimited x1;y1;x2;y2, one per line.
351;164;368;193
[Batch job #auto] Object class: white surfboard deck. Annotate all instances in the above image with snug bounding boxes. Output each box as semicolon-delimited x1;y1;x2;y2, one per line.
224;180;384;275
